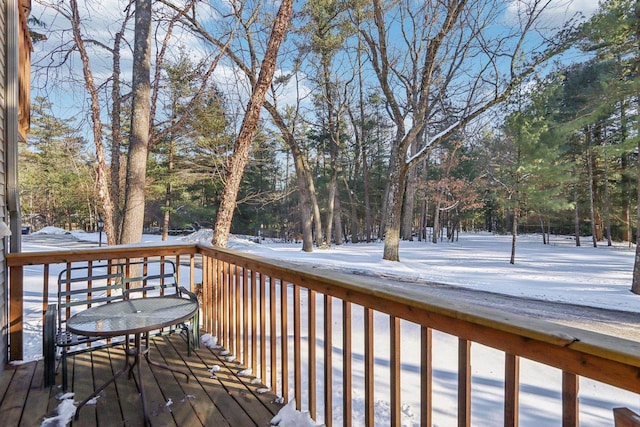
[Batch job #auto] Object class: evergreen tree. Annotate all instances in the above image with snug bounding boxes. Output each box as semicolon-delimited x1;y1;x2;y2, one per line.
21;97;94;229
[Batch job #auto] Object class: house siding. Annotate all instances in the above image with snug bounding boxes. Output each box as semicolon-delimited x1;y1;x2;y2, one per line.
0;0;8;368
0;0;28;368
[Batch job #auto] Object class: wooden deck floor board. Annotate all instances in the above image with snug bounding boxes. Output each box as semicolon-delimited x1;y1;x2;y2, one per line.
72;351;99;427
168;336;260;426
0;359;37;425
20;359;52;427
0;334;282;426
151;334;217;426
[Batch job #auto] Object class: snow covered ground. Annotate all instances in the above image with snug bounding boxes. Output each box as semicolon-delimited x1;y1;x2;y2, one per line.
28;227;640;426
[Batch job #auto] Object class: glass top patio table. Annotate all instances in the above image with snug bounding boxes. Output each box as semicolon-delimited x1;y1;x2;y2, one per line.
66;296;198;337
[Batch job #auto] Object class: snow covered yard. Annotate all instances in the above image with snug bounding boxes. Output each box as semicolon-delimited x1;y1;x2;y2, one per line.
23;228;640;426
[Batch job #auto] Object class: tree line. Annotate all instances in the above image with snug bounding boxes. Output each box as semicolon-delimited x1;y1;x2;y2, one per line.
23;1;640;290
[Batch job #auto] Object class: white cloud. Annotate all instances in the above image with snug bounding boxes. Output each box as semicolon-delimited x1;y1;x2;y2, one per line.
505;0;599;28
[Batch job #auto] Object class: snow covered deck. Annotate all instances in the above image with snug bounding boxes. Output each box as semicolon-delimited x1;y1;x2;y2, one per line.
0;333;281;426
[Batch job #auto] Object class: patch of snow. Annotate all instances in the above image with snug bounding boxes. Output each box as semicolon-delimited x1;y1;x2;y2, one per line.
271;399;322;427
32;226;71;235
200;333;218;348
41;393;76;427
237;368;252;376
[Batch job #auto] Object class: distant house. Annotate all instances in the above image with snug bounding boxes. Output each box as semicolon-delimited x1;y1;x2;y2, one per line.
0;0;32;368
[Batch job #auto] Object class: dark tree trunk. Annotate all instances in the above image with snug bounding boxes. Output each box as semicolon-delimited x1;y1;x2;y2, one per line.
334;190;343;245
632;0;640;294
586;127;598;248
573;184;581;247
121;0;152;245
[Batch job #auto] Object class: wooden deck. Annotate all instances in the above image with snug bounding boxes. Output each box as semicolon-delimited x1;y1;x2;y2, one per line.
0;334;283;426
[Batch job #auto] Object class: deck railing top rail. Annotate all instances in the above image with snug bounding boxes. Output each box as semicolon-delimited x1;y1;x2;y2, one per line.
196;244;640;394
6;243;198;267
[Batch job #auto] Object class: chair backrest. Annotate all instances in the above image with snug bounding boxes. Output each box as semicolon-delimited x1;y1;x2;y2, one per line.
121;259;180;299
57;263;126;330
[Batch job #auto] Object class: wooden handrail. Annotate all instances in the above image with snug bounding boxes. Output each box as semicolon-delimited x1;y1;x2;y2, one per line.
197;245;640;387
7;242;640;425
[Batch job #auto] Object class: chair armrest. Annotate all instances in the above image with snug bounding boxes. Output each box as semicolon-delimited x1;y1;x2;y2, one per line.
179;286;198;302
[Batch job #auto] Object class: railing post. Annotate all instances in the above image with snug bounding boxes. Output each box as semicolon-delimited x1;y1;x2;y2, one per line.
9;265;23;361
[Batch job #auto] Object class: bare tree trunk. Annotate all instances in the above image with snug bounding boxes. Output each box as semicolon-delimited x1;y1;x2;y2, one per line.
432;201;440;244
362;136;372;243
620;97;632;243
586;127;598;248
511;150;520;264
110;14;130;238
402;163;417;241
603;147;612;246
69;0;116;245
264;101;315;252
418;198;426;242
325;171;337;247
212;0;294;247
510;201;518;265
539;217;546;245
334;190;343;245
346;107;361;244
343;175;358;244
162;140;174;241
573;184;581;247
121;0;152;245
383;148;407;259
632;0;640;294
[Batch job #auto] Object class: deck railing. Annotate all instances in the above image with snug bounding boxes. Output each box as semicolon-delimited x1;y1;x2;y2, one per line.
7;243;640;426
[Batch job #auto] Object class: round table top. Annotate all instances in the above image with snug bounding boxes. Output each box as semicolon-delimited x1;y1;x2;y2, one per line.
66;296;198;337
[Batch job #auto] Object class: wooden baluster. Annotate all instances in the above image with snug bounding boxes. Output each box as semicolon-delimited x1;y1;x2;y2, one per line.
270;276;277;393
458;338;471;427
251;270;257;377
294;284;301;409
281;279;289;402
504;353;520;427
390;316;401;427
562;371;579;427
260;273;267;385
421;326;432;427
365;307;374;426
343;300;352;427
324;295;333;426
308;289;317;420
